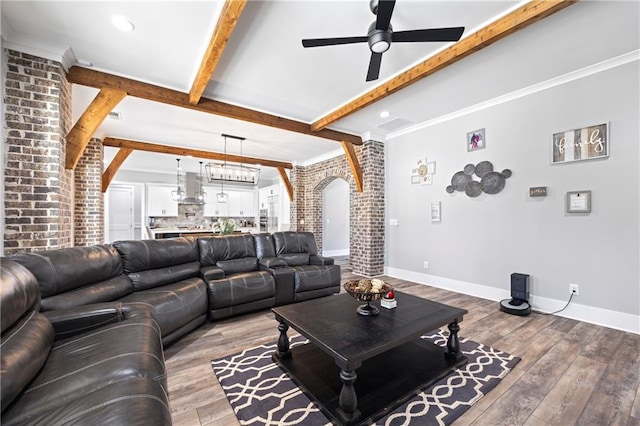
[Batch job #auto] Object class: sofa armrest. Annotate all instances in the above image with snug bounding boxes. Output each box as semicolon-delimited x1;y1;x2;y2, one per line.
310;255;335;266
259;257;288;269
42;302;127;340
201;265;225;281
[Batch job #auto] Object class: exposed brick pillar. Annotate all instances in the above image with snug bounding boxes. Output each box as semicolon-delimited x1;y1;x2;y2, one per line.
290;165;306;232
349;140;385;276
74;138;104;246
3;49;73;254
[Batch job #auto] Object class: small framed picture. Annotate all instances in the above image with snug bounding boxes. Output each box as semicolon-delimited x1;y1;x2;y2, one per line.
566;191;591;213
427;161;436;174
467;128;485;152
421;174;433;185
411;175;420;184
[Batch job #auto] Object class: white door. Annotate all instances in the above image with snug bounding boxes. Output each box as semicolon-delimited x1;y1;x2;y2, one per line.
107;185;135;242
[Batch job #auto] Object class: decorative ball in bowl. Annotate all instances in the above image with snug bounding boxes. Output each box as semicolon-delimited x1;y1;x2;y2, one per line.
344;279;393;316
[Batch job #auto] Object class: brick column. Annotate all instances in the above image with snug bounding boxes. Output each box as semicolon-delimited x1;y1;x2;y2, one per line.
349;140;385;276
74;138;104;246
3;49;73;254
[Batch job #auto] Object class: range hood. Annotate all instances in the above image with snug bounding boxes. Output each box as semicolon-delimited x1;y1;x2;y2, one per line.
178;173;205;205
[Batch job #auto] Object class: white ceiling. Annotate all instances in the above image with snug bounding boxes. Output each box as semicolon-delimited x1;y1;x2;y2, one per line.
1;0;590;180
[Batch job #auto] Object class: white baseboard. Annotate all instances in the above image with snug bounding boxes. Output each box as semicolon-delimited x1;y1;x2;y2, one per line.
323;249;349;257
384;267;639;335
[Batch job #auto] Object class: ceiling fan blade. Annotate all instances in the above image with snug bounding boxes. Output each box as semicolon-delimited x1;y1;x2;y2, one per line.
392;27;465;43
302;36;368;48
375;0;396;31
366;52;383;81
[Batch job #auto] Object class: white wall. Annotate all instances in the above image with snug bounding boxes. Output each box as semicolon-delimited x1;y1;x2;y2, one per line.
322;179;349;256
384;2;639;333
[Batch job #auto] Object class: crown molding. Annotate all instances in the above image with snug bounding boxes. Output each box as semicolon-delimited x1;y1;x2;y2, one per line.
2;31;77;71
388;49;640;139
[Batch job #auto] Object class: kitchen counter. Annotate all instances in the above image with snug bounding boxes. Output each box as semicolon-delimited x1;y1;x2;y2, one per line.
148;227;260;239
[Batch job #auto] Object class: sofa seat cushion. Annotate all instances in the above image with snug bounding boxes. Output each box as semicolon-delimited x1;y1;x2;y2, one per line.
0;316;166;424
120;277;207;337
207;271;275;309
292;264;341;293
1;377;171;426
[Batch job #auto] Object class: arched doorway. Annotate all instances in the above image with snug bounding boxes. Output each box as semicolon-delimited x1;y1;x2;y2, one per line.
322;178;349;262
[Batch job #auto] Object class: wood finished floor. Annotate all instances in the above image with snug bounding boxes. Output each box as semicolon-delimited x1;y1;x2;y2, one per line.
165;270;640;425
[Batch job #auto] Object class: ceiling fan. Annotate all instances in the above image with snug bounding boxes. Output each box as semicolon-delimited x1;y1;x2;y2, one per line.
302;0;465;82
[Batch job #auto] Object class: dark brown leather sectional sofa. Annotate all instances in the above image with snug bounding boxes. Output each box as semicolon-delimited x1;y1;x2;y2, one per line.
0;231;340;425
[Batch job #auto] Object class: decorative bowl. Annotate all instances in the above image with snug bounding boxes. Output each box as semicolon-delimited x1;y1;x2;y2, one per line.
344;279;393;316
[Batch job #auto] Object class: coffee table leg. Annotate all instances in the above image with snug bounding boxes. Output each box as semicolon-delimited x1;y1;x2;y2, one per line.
445;321;463;361
276;320;291;359
337;369;360;423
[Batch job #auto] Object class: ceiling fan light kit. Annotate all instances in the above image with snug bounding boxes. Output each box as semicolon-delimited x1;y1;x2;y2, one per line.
301;0;465;81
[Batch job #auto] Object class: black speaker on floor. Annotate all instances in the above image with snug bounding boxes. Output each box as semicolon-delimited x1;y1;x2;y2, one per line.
500;273;531;316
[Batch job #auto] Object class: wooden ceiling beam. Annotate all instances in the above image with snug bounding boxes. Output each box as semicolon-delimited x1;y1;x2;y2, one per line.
277;167;294;202
67;66;363;145
341;141;363;193
311;0;577;131
189;0;247;105
102;147;133;192
65;88;126;169
103;137;293;170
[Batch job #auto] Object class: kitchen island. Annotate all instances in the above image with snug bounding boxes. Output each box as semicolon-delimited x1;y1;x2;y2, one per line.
148;227;259;239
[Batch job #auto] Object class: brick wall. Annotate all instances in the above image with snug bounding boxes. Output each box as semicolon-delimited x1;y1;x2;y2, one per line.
74;138;104;246
290;140;385;276
3;49;73;254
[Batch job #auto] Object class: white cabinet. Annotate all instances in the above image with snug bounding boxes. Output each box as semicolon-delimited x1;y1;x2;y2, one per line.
147;185;178;217
204;188;229;217
229;191;255;217
204;188;256;217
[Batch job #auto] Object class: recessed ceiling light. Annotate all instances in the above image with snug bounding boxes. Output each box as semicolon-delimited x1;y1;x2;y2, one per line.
380;111;390;118
111;15;135;32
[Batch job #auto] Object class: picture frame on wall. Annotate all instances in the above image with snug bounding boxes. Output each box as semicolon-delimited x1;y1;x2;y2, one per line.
552;123;608;164
467;128;485;152
566;190;591;213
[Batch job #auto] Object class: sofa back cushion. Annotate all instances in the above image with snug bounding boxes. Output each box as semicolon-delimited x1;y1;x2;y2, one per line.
272;232;318;266
253;233;276;259
198;235;258;275
7;245;132;311
113;238;200;291
1;260;54;411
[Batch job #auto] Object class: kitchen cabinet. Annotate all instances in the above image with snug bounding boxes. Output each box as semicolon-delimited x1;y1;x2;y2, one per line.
204;188;229;217
229;191;255;217
147;185;178;217
204;188;256;217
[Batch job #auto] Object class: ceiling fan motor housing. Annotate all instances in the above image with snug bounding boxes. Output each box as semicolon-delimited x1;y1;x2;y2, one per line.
368;22;392;53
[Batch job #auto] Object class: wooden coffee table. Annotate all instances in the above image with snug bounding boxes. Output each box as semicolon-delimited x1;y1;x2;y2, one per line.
272;291;468;425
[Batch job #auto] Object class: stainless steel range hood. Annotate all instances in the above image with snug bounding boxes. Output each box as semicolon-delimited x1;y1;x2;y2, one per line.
178;173;205;205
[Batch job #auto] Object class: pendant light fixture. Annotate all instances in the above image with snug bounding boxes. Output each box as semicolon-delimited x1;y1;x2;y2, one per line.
217;136;228;203
171;158;184;201
196;161;206;203
205;134;260;186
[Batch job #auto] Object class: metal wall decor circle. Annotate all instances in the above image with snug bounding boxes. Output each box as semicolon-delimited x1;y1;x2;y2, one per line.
447;161;511;197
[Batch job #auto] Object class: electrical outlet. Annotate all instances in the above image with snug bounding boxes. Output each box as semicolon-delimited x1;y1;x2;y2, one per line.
423;261;429;269
569;283;580;295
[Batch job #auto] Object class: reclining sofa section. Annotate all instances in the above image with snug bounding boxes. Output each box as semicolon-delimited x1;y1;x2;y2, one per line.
0;260;170;425
5;231;340;343
1;231;340;425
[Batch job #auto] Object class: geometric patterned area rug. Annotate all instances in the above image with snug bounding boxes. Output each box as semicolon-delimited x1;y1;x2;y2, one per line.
212;329;520;426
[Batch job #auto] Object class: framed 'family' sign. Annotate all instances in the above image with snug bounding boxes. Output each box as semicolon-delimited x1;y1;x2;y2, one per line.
552;123;608;164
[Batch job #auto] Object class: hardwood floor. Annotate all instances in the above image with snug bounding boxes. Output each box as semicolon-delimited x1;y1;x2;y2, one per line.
165;271;640;425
